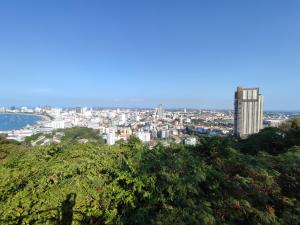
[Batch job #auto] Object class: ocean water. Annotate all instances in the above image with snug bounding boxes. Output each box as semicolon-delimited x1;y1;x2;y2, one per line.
0;113;42;131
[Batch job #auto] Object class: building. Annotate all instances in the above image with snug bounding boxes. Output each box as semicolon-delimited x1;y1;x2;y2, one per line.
119;114;126;125
51;120;65;129
265;119;284;128
118;127;132;140
137;132;151;143
157;104;164;119
76;107;83;114
234;87;264;137
106;132;116;145
87;121;100;129
159;130;170;139
184;137;197;146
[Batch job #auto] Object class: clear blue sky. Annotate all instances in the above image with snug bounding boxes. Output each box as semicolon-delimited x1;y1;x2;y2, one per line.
0;0;299;110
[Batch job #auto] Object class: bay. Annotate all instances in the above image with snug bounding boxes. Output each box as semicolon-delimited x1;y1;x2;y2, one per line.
0;113;42;131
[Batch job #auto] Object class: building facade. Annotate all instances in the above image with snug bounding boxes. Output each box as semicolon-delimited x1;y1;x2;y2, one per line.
234;87;264;137
106;132;116;145
137;132;151;143
157;104;164;119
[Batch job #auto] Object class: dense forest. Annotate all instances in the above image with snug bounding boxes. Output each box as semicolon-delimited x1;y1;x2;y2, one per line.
0;119;299;225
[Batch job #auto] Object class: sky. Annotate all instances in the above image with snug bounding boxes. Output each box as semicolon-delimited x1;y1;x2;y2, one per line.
0;0;299;110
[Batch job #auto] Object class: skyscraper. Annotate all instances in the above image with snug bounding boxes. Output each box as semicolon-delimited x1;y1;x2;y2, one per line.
234;87;264;137
157;104;164;119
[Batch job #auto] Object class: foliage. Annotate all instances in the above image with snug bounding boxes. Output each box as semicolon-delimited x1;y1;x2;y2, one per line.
59;127;104;144
0;137;20;161
239;118;300;155
24;133;49;144
24;127;104;145
0;119;299;224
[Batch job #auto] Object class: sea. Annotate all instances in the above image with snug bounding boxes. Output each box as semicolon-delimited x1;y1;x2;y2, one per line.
0;113;42;131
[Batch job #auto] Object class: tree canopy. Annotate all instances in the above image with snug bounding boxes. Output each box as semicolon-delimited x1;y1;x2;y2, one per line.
0;119;299;225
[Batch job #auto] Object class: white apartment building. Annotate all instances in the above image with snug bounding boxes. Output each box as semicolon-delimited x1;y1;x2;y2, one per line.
234;87;264;137
51;120;65;129
137;132;151;143
106;132;116;145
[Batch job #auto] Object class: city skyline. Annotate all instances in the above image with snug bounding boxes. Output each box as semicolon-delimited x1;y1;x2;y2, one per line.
1;1;300;110
1;1;300;222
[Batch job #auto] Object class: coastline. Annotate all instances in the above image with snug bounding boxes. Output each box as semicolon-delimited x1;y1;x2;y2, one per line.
0;113;50;133
0;112;50;121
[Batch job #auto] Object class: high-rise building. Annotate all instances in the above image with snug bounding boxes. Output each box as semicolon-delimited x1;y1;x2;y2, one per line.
234;87;264;137
119;114;126;125
106;132;116;145
76;107;83;114
157;104;164;118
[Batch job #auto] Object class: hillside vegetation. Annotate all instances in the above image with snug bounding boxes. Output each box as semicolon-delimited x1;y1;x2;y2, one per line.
0;119;299;225
24;127;104;146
